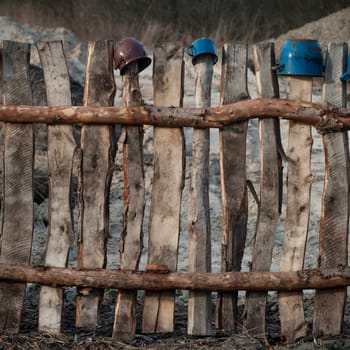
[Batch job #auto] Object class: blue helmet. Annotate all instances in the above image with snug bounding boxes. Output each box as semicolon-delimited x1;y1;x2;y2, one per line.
186;38;218;65
277;39;323;76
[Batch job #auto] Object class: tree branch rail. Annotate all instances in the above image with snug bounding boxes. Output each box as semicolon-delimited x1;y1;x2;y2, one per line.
1;263;350;292
0;98;349;133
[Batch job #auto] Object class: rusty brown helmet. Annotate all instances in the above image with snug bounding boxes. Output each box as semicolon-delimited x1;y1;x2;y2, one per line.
114;37;151;75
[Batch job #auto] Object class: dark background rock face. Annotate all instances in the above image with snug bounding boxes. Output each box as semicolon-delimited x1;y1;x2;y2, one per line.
0;0;348;45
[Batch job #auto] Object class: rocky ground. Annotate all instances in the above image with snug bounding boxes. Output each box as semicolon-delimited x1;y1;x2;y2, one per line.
0;6;350;350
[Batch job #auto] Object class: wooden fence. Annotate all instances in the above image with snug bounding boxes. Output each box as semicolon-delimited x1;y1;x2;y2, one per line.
0;39;349;344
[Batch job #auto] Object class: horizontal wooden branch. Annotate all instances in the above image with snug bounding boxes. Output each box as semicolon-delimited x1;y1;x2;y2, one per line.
0;98;349;132
1;263;350;292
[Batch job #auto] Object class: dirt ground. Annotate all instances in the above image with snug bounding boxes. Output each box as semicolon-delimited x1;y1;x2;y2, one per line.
1;286;350;349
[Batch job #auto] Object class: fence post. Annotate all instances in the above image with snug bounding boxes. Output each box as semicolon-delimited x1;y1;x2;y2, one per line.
313;42;349;339
76;40;116;328
187;44;215;336
278;75;313;342
37;40;77;334
244;42;281;338
113;60;145;341
0;40;34;334
142;43;185;333
215;43;248;332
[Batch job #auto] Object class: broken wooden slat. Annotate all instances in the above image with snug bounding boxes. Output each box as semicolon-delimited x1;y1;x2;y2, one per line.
187;54;215;336
76;40;116;328
0;40;34;334
244;42;281;338
142;43;185;333
37;41;77;334
278;76;313;342
215;43;248;332
313;43;349;339
113;61;145;341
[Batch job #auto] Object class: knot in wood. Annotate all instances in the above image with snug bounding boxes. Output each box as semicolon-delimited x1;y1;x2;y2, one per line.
53;114;62;123
315;111;343;134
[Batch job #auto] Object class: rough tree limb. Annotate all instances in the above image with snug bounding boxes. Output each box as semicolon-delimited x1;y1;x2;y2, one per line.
0;98;349;131
1;264;350;292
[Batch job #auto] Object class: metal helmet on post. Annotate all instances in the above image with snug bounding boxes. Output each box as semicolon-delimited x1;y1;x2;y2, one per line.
186;38;218;65
277;39;323;76
114;37;152;75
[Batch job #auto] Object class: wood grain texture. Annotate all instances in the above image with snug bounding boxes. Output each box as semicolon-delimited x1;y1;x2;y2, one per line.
0;40;34;334
278;77;313;342
142;43;185;333
113;61;145;341
187;54;214;336
244;42;280;338
76;40;116;328
215;43;248;332
313;43;349;339
36;41;76;334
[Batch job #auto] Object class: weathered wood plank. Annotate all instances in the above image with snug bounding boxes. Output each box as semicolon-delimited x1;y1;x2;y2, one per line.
36;41;76;334
244;42;280;338
142;43;185;333
215;43;248;332
76;40;116;328
113;61;145;341
313;43;349;339
278;77;313;342
0;40;33;334
187;54;215;336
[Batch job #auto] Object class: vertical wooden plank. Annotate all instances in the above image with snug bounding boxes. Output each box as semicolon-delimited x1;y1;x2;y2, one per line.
244;42;280;338
278;76;313;342
76;40;116;328
37;41;76;334
187;54;215;336
142;43;185;333
215;43;248;332
0;40;33;334
113;61;145;341
313;43;349;339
